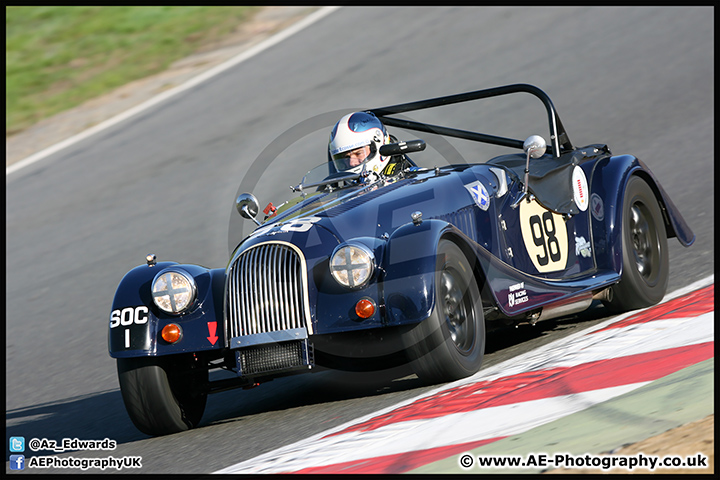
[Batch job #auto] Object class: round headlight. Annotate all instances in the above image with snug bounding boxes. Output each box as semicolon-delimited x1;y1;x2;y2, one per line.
330;244;375;288
151;270;196;314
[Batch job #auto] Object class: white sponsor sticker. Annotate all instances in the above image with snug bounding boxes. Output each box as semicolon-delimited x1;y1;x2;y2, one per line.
572;166;589;212
575;236;592;258
508;288;529;308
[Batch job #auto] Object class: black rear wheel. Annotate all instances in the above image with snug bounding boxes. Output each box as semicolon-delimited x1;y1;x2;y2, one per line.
402;239;485;384
117;355;208;436
605;175;669;312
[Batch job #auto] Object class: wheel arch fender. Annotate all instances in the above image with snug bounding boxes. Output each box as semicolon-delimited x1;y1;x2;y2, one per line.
382;219;485;326
109;262;226;358
631;159;695;246
590;155;694;273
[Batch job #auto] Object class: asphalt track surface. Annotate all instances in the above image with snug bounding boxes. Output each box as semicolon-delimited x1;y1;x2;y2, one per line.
6;6;713;474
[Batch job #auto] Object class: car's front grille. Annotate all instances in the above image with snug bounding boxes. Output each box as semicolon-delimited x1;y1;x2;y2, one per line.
226;242;312;344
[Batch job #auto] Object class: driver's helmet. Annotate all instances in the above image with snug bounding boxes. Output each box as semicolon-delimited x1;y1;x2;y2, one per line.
328;111;390;174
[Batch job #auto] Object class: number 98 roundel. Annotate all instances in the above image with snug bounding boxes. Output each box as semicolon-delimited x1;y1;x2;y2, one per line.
519;199;568;273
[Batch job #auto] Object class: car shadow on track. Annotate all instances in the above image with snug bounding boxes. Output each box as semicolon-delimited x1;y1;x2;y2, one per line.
200;363;430;424
5;389;147;460
483;301;615;365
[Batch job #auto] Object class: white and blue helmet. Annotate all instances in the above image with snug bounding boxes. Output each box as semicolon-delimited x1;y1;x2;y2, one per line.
328;111;390;173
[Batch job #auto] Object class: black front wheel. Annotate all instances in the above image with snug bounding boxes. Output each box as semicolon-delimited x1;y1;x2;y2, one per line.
117;355;208;436
605;175;669;312
402;239;485;384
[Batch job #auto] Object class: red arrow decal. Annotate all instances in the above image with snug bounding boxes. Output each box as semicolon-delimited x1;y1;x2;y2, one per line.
207;322;218;345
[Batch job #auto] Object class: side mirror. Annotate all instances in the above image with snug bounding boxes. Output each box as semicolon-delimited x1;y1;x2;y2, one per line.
512;135;547;209
236;193;261;226
523;135;547;159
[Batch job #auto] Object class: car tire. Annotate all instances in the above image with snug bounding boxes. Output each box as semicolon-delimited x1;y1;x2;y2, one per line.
117;355;207;436
402;239;485;384
605;175;669;312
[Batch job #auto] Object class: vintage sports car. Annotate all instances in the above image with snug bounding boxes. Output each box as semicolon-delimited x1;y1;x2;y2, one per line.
109;84;694;436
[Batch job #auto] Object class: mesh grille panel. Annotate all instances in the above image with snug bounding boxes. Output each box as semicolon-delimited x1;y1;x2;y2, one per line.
236;340;309;376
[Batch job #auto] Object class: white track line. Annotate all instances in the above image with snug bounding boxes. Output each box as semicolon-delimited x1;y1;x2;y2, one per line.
6;6;341;177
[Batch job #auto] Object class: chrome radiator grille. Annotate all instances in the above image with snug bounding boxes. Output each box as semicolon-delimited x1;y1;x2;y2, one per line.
226;242;311;342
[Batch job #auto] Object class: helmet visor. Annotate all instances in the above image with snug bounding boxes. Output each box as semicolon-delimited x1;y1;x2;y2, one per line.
331;144;375;172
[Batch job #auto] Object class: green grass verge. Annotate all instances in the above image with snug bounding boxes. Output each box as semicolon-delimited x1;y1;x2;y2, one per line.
6;6;258;136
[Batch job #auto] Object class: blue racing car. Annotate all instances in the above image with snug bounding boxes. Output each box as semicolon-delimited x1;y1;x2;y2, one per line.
109;84;694;435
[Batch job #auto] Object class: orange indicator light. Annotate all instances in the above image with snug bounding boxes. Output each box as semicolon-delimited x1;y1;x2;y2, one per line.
355;299;375;319
161;323;182;344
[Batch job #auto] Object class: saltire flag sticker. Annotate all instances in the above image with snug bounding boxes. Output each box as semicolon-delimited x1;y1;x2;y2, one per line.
465;181;490;211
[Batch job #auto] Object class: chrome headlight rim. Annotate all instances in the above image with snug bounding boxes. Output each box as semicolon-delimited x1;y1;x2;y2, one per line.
329;242;376;289
151;268;197;315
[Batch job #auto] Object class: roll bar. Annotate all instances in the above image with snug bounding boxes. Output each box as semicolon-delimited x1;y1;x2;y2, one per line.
369;84;573;158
